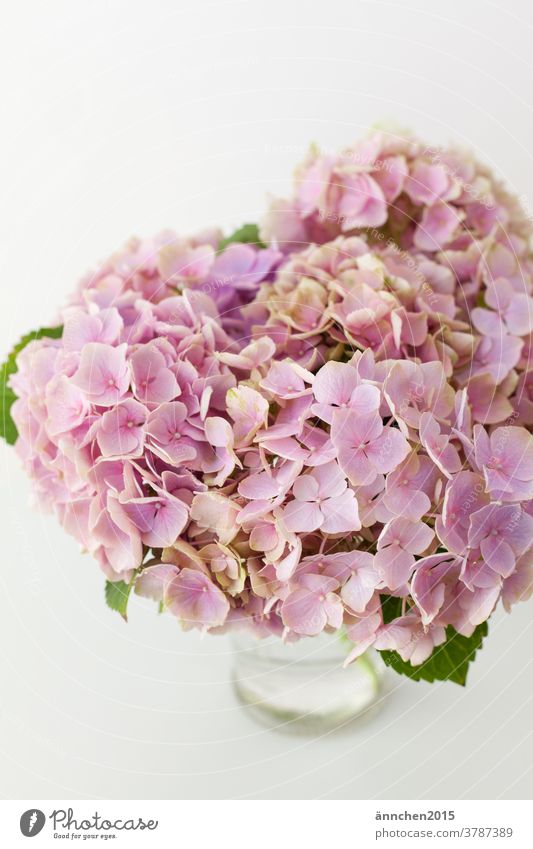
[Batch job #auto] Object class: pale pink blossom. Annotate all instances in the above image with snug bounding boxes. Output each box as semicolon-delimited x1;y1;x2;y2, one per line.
226;385;269;446
384;452;438;521
45;376;90;437
97;399;147;457
282;462;361;534
113;488;189;548
436;471;489;555
419;412;461;478
8;130;533;672
340;552;382;614
189;492;241;545
164;568;230;629
375;518;434;591
474;425;533;501
281;574;343;636
311;360;381;424
374;612;447;666
414;201;464;251
157;241;215;285
468;504;533;578
62;308;123;352
72;342;130;406
260;360;313;400
331;409;410;486
145;401;197;465
131;345;180;405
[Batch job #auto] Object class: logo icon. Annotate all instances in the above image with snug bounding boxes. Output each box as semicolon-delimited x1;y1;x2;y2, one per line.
20;809;46;837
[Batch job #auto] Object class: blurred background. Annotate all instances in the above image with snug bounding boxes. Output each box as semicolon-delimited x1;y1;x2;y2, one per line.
0;0;532;799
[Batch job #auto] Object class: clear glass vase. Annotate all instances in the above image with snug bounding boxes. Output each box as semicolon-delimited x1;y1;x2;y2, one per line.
232;631;386;733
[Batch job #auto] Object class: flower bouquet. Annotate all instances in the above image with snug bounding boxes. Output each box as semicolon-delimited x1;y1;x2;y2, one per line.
2;129;532;690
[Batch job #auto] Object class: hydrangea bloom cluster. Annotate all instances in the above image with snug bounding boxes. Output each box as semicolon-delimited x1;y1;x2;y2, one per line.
6;129;533;676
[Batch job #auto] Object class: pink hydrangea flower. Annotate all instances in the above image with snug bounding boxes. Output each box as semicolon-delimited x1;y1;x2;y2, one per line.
436;471;489;555
165;568;230;629
131;345;180;405
226;385;269;445
375;518;435;590
237;459;302;521
72;342;130;406
411;554;459;626
419;412;461;478
45;375;91;437
260;360;313;400
189;491;241;545
9;130;533;670
281;574;343;636
468;504;533;578
414;200;463;251
383;452;438;521
465;374;514;425
62;307;123;351
157;241;215;285
202;416;240;486
340;552;381;614
145;402;197;465
474;425;533;501
97;399;147;458
404;161;459;206
473;278;533;338
374;612;447;666
311;360;381;424
282;462;361;534
113;486;189;549
331;409;410;485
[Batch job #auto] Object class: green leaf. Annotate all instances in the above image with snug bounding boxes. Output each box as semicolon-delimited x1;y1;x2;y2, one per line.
218;223;265;251
378;622;489;686
0;325;63;445
105;579;134;621
380;594;403;624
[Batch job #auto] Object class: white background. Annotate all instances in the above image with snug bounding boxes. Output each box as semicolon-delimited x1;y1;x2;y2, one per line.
0;0;532;800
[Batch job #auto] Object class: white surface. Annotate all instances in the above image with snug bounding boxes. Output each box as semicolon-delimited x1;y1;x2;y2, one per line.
0;0;532;800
